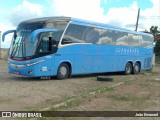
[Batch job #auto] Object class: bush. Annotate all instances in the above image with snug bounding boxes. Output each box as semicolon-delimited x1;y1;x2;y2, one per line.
154;40;160;56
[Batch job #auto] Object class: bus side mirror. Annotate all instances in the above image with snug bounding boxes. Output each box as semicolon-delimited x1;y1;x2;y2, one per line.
30;29;58;44
2;30;16;42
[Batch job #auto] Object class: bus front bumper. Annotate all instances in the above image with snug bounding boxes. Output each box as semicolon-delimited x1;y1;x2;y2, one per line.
8;63;38;77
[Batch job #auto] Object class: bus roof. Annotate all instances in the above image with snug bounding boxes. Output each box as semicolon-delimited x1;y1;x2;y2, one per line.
20;16;153;37
20;16;71;24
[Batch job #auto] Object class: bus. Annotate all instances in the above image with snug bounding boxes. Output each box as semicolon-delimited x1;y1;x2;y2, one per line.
2;17;154;79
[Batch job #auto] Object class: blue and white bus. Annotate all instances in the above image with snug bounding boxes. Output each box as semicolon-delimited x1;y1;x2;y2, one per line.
2;17;154;79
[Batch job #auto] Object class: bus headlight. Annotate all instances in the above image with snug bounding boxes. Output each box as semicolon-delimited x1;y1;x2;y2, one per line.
9;62;25;68
26;60;45;67
8;60;45;68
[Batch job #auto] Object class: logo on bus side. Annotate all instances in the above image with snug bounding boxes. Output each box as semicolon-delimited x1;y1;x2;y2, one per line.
115;48;139;54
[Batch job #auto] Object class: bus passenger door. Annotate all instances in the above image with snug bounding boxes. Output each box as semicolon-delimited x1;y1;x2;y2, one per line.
37;34;54;76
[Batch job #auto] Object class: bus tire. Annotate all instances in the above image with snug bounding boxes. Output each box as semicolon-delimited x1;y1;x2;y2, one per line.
57;63;70;80
124;62;132;75
133;62;140;74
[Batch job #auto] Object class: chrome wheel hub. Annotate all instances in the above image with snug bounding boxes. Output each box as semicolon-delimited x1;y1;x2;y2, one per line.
60;67;67;76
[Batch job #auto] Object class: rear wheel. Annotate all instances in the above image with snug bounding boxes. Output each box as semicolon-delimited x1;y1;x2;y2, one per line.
133;62;140;74
124;62;132;75
57;63;70;80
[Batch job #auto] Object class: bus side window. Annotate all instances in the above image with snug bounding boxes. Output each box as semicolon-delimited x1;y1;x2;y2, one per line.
84;27;100;44
62;24;86;45
141;36;153;47
116;32;128;46
97;29;116;45
38;33;52;54
127;34;140;46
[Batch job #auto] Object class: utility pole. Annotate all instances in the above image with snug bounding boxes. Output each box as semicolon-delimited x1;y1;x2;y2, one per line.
135;8;140;31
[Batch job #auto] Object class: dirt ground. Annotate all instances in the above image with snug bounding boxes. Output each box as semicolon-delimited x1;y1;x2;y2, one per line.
0;60;159;120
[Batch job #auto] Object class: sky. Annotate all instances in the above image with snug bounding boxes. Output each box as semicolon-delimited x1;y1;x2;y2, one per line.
0;0;160;48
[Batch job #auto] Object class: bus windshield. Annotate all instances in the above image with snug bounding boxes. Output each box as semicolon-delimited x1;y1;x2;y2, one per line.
9;23;44;60
9;21;68;60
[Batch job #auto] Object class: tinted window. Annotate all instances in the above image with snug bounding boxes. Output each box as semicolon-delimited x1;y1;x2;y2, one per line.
116;31;128;46
62;23;153;47
45;21;68;31
83;27;101;43
9;23;44;60
45;21;68;42
39;33;51;53
127;34;141;46
97;29;116;45
62;24;86;44
62;24;101;44
141;35;153;47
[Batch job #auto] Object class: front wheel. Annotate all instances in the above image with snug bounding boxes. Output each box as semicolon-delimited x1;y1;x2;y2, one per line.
57;63;70;80
123;62;132;75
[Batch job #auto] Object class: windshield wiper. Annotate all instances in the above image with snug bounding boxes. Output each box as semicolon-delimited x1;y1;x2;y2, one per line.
10;34;24;59
10;40;21;58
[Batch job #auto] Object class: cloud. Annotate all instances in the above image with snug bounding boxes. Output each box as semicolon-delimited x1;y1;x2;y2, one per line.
1;0;43;48
9;0;43;26
2;0;159;48
8;0;160;31
106;0;160;31
46;0;107;23
0;23;15;48
139;0;160;30
46;0;159;31
106;1;138;28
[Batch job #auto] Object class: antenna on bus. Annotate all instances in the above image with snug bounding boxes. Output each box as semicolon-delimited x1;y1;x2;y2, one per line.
135;8;140;31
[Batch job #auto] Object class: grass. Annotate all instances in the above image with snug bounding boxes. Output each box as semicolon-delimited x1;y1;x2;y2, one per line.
0;97;11;103
139;66;159;76
60;87;114;109
108;93;151;109
45;88;151;112
139;81;152;88
108;93;137;101
35;74;157;111
45;86;115;111
109;93;147;101
93;86;115;94
42;77;139;111
139;78;159;91
123;78;134;85
62;98;81;109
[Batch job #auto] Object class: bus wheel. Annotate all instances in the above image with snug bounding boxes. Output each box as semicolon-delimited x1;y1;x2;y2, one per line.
124;62;132;75
57;63;70;80
133;62;140;74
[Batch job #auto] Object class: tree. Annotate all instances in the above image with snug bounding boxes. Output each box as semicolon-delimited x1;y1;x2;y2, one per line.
150;26;160;36
150;26;160;56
